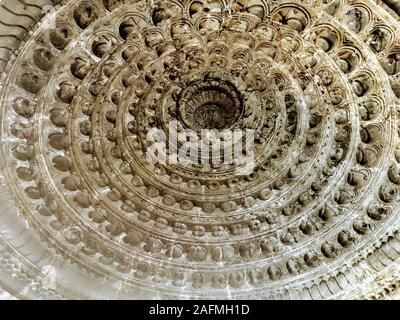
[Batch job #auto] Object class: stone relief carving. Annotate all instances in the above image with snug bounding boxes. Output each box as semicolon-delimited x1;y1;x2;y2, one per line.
0;0;400;300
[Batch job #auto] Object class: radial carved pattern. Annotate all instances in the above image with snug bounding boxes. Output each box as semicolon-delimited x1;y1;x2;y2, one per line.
1;0;400;300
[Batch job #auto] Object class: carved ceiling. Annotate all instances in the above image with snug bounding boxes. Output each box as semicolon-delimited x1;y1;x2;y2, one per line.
1;0;400;300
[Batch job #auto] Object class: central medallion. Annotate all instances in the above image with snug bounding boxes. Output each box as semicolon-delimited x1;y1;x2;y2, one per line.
178;78;243;131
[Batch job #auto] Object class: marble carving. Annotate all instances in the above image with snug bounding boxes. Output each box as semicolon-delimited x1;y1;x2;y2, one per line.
0;0;399;299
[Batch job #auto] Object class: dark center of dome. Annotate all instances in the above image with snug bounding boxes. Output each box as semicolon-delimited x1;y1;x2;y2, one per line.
178;79;243;131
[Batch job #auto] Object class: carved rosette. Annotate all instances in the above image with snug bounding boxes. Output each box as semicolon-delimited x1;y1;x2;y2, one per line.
1;0;400;299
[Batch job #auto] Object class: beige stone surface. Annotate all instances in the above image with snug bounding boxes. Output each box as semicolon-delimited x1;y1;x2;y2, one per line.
0;0;400;300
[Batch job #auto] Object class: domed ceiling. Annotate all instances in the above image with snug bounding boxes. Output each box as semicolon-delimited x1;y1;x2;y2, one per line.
1;0;400;300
